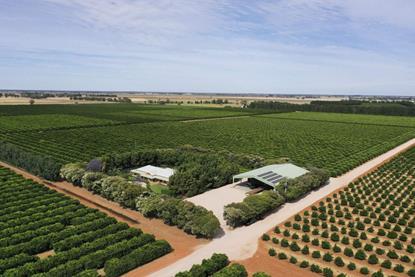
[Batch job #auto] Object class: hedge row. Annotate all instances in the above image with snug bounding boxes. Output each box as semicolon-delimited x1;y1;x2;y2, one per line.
175;253;229;277
0;141;62;180
104;240;172;277
137;194;220;238
224;191;285;227
212;263;248;277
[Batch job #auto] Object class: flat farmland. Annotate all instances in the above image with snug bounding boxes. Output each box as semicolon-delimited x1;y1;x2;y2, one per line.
0;166;171;277
0;105;414;176
1;110;414;176
264;147;415;276
0;104;255;126
260;112;415;128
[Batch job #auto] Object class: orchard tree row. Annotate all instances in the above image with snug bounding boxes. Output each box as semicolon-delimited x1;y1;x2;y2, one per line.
0;166;171;276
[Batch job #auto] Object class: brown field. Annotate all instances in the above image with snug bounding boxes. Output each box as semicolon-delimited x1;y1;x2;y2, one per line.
0;93;346;106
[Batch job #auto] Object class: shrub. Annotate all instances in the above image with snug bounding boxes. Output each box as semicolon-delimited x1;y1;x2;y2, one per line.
289;256;297;264
360;267;370;275
200;254;230;275
323;253;333;262
387;250;399;259
380;259;391;269
280;239;289;248
355;249;366;260
347;262;356;271
393;264;404;273
310;264;322;273
268;248;276;257
290;242;300;252
333;244;341;253
224;191;285;227
311;251;321;259
137;194;220;238
299;261;309;268
371;271;384;277
344;248;354;257
253;272;271;277
60;163;86;185
322;241;331;249
323;267;333;277
368;254;379;264
334;257;345;267
278;253;287;260
212;263;247;277
262;234;270;241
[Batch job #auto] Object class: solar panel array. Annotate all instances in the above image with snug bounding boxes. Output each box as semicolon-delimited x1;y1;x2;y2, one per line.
258;171;284;185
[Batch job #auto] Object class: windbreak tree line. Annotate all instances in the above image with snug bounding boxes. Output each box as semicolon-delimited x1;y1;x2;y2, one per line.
248;100;415;116
224;168;329;227
0;141;61;180
100;146;264;197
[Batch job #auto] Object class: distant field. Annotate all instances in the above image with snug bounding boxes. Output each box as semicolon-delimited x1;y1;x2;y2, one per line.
0;114;116;133
0;103;253;119
259;112;415;128
0;105;413;176
0;166;171;276
264;146;415;276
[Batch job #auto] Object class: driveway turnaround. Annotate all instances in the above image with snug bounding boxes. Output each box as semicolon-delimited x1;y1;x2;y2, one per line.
186;183;249;230
150;138;415;277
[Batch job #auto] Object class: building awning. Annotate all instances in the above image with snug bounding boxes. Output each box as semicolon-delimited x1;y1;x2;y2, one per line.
233;163;308;188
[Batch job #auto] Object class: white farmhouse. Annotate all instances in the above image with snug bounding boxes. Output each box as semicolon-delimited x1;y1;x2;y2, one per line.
131;165;174;183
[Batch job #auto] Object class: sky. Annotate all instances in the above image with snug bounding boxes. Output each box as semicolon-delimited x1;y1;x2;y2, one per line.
1;0;415;95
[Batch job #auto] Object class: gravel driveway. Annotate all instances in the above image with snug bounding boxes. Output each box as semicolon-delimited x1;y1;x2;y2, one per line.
187;183;250;231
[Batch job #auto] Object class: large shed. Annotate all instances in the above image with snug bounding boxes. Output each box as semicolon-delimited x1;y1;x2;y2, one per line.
131;165;175;183
233;163;308;188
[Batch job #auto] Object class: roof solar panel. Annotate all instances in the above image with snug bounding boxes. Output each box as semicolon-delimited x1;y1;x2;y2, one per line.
267;175;283;182
258;171;273;177
271;177;284;184
263;173;279;179
260;173;276;179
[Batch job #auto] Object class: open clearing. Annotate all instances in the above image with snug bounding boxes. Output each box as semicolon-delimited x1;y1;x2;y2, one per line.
187;182;250;230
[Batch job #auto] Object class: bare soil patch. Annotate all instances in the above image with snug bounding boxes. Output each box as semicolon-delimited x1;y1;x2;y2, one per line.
238;239;317;277
37;250;55;259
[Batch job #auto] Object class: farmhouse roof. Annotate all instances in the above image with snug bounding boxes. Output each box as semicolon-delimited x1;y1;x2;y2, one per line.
131;165;174;182
233;163;308;188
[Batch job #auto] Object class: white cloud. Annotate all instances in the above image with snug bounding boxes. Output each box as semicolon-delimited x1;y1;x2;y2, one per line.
1;0;414;94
